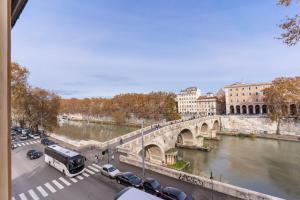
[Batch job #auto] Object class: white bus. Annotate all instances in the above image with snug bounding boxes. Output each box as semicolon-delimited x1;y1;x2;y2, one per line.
45;145;85;177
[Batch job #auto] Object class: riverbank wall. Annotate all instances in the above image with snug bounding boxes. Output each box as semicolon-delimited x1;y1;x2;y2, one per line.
119;154;283;200
60;113;163;127
221;116;300;136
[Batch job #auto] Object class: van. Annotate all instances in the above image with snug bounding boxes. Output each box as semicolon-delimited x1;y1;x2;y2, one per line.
114;187;162;200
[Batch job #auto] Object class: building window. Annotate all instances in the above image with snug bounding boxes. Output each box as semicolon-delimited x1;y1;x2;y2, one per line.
242;93;245;96
230;89;232;91
256;92;258;95
236;94;238;96
249;87;251;90
236;88;238;91
249;92;251;95
242;88;244;90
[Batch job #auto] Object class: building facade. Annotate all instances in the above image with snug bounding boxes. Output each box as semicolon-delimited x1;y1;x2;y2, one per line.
224;82;271;115
197;93;220;116
176;87;201;114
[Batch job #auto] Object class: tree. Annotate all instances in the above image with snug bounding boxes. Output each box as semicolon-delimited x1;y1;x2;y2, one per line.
27;88;60;131
277;0;300;45
216;89;226;114
163;93;181;121
11;62;29;127
11;63;60;131
263;77;300;134
112;111;126;125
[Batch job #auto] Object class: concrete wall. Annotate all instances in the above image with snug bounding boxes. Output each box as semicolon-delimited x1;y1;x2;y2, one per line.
119;155;283;200
221;116;300;135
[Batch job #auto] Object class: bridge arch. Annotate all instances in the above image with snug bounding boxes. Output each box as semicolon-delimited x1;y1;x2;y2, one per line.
201;123;209;132
177;129;194;146
142;144;165;165
212;120;220;131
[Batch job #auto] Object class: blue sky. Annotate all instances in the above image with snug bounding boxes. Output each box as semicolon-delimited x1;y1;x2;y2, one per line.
12;0;300;98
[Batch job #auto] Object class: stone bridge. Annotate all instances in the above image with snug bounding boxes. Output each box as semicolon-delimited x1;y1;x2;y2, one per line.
118;116;221;165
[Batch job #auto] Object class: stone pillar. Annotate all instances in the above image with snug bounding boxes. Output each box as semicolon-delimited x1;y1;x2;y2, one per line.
0;1;11;199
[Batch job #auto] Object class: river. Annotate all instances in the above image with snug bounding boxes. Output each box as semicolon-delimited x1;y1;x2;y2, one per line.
179;136;300;200
53;120;139;142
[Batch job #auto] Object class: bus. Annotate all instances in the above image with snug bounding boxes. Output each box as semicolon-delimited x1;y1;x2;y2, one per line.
45;145;85;177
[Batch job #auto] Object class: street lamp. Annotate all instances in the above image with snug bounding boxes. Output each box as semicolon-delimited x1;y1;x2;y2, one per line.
141;120;145;178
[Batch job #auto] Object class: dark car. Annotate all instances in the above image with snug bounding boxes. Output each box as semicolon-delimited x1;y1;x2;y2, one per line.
41;138;55;146
116;172;143;189
143;177;162;196
161;187;193;200
26;150;43;160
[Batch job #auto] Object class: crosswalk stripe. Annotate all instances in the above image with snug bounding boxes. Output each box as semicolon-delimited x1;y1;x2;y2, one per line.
32;141;38;144
25;142;29;145
82;172;90;177
85;168;95;175
28;189;39;200
29;141;34;144
88;165;100;172
37;186;48;197
77;175;84;180
19;193;27;200
17;144;21;147
52;179;64;190
69;177;78;183
92;163;102;169
21;143;25;146
59;177;71;186
44;182;56;193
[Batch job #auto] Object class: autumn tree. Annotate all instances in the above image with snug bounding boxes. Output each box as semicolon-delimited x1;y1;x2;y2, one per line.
216;89;226;114
263;77;300;134
11;63;60;131
163;93;181;121
26;88;60;131
277;0;300;45
11;62;29;127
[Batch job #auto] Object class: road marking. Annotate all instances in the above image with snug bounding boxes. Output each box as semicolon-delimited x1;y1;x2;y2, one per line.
28;189;39;200
37;186;48;197
82;172;90;177
69;177;78;183
29;141;34;144
32;141;38;144
92;163;102;169
25;142;30;145
52;179;64;190
76;175;84;180
19;193;27;200
88;165;100;172
21;143;25;146
59;177;71;186
44;182;56;193
85;168;95;175
17;144;21;147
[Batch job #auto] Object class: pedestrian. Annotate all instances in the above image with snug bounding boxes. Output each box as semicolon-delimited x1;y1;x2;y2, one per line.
94;154;99;163
120;138;123;145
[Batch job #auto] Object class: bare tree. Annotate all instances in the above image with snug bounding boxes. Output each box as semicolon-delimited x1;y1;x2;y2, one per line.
277;0;300;45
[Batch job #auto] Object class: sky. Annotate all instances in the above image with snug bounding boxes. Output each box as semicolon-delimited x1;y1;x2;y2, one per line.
12;0;300;98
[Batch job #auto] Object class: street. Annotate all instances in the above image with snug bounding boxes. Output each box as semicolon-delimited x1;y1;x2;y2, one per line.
12;138;240;200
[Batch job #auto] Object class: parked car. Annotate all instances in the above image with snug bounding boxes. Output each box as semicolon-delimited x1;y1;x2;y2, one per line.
100;164;120;178
26;150;43;160
41;138;55;146
115;187;163;200
20;135;29;141
29;133;41;139
116;172;143;189
21;128;29;135
11;143;18;150
143;178;162;196
161;187;194;200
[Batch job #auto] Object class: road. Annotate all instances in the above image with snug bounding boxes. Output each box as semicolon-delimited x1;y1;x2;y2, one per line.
12;137;240;200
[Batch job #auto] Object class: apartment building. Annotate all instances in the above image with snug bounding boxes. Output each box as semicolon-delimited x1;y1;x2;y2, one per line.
224;82;271;115
176;87;201;114
197;92;220;116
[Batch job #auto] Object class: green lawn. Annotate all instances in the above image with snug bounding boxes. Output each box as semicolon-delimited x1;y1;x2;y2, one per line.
168;160;189;170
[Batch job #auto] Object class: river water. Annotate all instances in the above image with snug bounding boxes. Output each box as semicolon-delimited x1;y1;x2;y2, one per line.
179;136;300;200
53;120;138;142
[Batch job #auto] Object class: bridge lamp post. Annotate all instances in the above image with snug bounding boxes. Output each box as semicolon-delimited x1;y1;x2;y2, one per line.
141;120;145;178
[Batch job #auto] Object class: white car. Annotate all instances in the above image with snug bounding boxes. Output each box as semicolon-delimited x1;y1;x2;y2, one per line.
100;164;120;178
